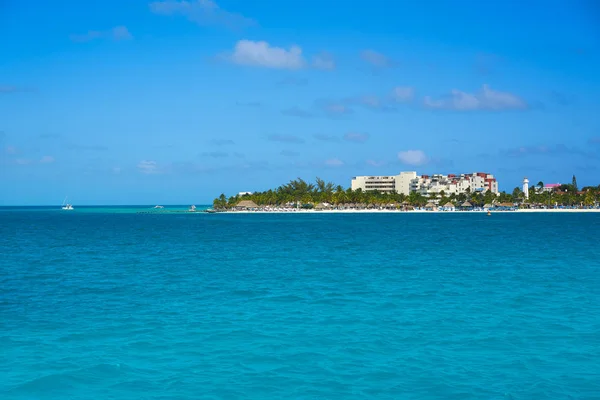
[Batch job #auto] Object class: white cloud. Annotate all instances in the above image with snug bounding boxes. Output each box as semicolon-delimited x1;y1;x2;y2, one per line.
1;86;19;93
227;40;304;69
392;87;414;102
361;50;392;67
343;132;369;143
111;26;133;41
312;52;335;70
70;26;132;42
423;84;527;111
366;160;386;167
398;150;429;166
15;158;32;165
149;0;255;29
138;160;160;174
325;158;344;167
39;156;55;164
324;103;353;116
267;134;305;144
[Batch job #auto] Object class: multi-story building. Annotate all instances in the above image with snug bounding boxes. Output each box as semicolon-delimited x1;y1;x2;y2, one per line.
351;171;498;196
351;172;417;195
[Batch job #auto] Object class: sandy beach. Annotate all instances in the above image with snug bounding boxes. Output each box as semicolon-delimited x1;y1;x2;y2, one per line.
217;208;600;214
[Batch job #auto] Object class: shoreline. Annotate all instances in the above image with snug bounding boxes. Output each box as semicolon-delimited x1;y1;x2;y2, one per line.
212;208;600;214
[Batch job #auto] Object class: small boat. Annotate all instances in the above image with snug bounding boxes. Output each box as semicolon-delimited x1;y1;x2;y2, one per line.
153;205;164;209
205;208;217;213
188;205;197;212
61;196;74;210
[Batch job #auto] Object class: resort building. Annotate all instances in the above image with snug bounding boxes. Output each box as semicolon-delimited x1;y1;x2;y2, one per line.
351;172;417;195
351;171;499;196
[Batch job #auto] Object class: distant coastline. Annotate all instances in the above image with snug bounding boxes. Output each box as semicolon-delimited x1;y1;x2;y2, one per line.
209;208;600;214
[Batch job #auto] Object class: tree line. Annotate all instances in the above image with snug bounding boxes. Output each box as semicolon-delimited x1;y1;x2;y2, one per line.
213;177;600;209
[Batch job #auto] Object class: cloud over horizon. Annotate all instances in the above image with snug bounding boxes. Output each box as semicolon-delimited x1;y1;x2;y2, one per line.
360;50;393;68
343;132;369;143
398;150;429;166
149;0;255;29
312;52;335;70
267;134;305;144
138;160;160;174
70;26;132;42
423;84;527;111
226;40;304;69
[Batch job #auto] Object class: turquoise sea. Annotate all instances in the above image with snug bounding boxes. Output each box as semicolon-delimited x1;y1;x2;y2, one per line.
1;207;599;399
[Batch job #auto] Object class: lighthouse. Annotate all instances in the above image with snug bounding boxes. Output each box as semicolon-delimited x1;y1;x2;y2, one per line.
523;177;529;200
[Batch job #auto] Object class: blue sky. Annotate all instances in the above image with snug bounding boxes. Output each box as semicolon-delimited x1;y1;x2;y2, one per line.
1;0;599;205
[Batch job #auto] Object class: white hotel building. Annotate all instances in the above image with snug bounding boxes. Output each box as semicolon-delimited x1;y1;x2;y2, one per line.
352;172;499;196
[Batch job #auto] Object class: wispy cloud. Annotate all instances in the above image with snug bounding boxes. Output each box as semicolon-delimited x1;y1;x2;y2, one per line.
312;51;335;70
360;50;393;68
235;100;261;107
423;84;527;111
67;143;109;151
474;53;502;75
210;138;235;145
225;40;304;69
281;107;313;118
280;150;299;157
313;133;340;142
325;158;344;167
322;102;354;117
343;132;369;143
149;0;255;29
70;26;132;42
15;159;32;165
391;86;415;102
501;144;598;159
137;160;160;174
267;134;305;144
201;151;228;158
39;133;61;139
277;77;308;86
366;160;386;167
548;91;575;106
398;150;429;166
0;85;35;94
39;156;55;164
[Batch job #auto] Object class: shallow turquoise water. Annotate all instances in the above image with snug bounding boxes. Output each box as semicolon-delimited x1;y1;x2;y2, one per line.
1;209;599;399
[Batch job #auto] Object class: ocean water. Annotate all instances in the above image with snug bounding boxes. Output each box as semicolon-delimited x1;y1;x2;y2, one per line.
1;208;599;399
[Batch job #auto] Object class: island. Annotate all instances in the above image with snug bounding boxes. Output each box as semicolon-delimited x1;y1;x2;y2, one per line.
211;177;600;213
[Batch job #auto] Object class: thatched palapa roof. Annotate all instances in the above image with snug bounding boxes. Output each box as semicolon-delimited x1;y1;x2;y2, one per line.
236;200;259;209
461;201;473;207
425;202;436;208
444;202;455;208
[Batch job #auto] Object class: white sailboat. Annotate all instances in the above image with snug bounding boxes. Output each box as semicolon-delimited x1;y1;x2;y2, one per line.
61;196;74;210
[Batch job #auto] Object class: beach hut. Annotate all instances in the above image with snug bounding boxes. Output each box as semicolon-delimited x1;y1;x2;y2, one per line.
314;203;326;211
444;202;455;211
425;202;437;211
236;200;259;210
496;202;515;210
460;201;473;210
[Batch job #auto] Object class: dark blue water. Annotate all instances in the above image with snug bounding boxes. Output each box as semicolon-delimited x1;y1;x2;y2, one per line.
1;209;599;399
